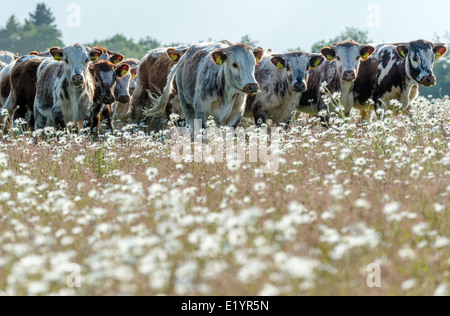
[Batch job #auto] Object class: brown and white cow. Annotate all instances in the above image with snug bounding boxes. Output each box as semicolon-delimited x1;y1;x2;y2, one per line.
130;45;189;128
89;60;130;131
299;41;376;122
34;45;102;130
247;51;325;126
353;40;447;118
151;42;263;130
110;58;140;123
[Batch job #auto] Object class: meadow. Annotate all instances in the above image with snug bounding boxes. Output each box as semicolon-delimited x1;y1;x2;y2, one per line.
0;96;449;296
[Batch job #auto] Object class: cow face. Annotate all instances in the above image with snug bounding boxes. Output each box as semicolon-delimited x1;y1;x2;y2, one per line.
211;45;263;96
90;61;130;104
395;40;447;87
271;53;325;93
321;42;376;82
51;45;103;87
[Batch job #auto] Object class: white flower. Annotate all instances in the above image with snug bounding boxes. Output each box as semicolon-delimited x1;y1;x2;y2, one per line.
355;199;371;210
0;192;11;202
146;167;158;180
354;158;367;166
424;147;436;157
374;170;386;181
225;184;238;196
401;279;418;291
434;237;450;249
339;148;352;160
0;153;8;168
433;204;445;213
383;202;401;215
74;155;86;164
434;284;448;297
254;182;266;193
285;185;295;193
227;160;241;172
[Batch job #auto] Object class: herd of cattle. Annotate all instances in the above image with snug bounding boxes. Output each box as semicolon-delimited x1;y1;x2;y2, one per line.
0;39;447;134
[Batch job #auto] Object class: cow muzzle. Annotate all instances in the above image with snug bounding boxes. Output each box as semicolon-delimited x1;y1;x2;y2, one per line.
101;94;115;104
71;75;84;87
243;83;259;96
293;81;307;93
118;95;131;104
420;76;436;87
342;71;356;82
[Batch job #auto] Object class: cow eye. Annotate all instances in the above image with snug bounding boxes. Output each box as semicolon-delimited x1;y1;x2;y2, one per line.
413;57;419;63
336;56;341;61
356;56;361;60
232;63;239;69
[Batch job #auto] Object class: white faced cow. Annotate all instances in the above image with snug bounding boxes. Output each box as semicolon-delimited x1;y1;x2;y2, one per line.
111;58;140;122
299;41;376;123
152;42;263;129
353;40;447;118
34;45;102;130
0;51;17;65
247;51;325;126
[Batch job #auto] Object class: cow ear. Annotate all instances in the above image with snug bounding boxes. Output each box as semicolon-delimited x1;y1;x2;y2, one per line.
310;55;325;69
130;67;138;79
167;48;186;63
116;63;130;78
211;49;227;65
321;47;336;61
253;47;264;64
433;44;447;60
361;45;376;60
109;53;124;64
271;56;286;70
396;46;409;59
50;47;64;61
29;51;39;56
90;49;103;62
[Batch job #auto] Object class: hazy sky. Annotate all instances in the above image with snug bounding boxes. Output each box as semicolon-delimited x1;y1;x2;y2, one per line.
1;0;449;53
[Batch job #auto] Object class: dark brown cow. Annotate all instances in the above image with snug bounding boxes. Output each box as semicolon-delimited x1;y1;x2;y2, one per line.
130;46;188;130
89;60;130;131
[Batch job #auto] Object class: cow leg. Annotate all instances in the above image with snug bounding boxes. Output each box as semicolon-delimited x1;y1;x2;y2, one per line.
90;102;103;133
34;109;47;130
102;104;114;131
252;101;268;127
52;106;66;131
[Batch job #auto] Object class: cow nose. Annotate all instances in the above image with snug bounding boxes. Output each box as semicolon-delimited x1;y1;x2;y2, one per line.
293;82;307;93
72;75;84;86
118;95;131;104
101;94;115;104
343;71;356;81
244;83;259;96
421;76;436;87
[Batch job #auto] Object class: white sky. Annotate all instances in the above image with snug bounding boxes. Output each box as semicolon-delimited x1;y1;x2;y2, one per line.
1;0;449;52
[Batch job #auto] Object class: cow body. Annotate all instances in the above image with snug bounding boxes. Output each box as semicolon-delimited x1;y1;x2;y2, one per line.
34;45;102;130
247;51;324;125
153;42;263;129
131;46;188;126
299;41;376;121
353;40;447;117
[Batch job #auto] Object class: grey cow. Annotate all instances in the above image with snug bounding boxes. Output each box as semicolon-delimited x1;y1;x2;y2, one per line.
151;42;264;129
34;44;103;130
247;51;325;126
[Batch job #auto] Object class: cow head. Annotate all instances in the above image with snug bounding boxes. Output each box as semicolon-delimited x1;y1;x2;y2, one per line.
271;52;325;93
90;61;130;104
114;60;139;104
211;44;264;96
321;41;376;82
51;45;103;87
394;40;447;87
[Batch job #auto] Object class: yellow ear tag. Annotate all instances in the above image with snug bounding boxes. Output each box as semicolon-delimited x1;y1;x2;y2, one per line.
362;53;370;60
327;55;334;61
120;69;128;77
54;54;63;61
435;52;442;59
256;57;260;63
314;59;321;67
216;56;223;65
131;73;137;79
113;59;121;65
170;54;178;61
400;50;406;58
277;62;284;70
91;56;99;62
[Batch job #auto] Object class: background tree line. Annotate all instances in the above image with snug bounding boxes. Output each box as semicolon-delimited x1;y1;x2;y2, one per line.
1;4;449;97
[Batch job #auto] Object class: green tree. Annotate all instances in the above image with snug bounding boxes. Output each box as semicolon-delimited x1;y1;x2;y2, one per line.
311;27;372;53
240;35;259;47
29;3;56;27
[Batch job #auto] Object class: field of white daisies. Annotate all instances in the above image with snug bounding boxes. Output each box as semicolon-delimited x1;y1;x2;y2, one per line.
0;96;449;296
